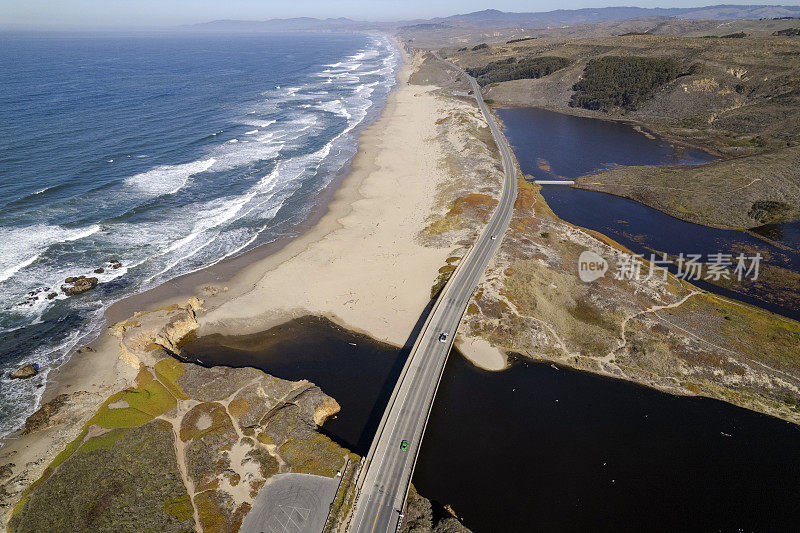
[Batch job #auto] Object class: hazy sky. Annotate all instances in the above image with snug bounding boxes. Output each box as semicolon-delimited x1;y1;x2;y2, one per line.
3;0;799;29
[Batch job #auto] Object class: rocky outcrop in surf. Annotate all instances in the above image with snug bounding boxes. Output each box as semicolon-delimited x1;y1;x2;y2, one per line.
61;276;98;296
9;364;38;380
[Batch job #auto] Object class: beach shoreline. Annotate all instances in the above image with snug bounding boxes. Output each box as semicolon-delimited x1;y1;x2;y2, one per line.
3;43;497;521
29;41;412;410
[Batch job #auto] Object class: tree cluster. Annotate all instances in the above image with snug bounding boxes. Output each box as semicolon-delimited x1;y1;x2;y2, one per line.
570;56;686;111
467;56;570;86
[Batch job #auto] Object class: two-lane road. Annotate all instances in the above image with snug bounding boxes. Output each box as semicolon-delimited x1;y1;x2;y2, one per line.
349;52;518;533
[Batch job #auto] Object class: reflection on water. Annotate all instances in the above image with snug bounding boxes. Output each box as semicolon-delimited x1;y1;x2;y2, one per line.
752;219;800;245
497;107;800;320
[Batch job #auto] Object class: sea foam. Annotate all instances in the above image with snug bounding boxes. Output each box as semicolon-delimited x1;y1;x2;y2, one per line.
124;158;216;196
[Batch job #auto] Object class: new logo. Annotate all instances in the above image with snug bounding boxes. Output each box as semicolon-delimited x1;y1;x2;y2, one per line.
578;250;608;282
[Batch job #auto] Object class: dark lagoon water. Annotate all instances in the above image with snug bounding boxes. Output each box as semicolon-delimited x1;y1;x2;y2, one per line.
497;107;800;321
183;316;409;455
183;319;800;532
0;32;399;437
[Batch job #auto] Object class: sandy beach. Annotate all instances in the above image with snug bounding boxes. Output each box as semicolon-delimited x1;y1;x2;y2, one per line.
1;45;506;522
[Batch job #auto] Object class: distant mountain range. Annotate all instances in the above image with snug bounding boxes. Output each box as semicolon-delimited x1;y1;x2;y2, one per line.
189;4;800;32
434;5;800;25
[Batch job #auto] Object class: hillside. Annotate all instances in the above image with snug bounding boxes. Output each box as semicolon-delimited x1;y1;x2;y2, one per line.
189;5;800;34
417;24;800;228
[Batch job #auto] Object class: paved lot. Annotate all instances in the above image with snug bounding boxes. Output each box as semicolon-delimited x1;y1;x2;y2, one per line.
240;473;340;533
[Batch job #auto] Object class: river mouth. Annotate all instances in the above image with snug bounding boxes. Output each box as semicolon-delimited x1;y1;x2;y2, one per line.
182;317;800;531
496;106;800;321
182;316;408;455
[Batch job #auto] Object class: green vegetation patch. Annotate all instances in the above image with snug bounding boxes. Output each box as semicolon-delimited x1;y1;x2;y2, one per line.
748;200;793;225
154;357;190;400
228;397;249;418
9;419;193;533
431;256;461;299
467;56;570;86
774;28;800;36
570;56;687;111
694;295;800;372
194;490;251;533
78;428;130;454
704;32;748;38
323;456;360;533
163;494;194;522
47;428;88;471
88;366;176;429
180;402;235;442
278;433;348;478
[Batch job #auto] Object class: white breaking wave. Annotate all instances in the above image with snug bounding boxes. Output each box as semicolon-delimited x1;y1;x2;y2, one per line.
316;99;352;120
0;224;101;284
0;32;402;441
124;158;216;196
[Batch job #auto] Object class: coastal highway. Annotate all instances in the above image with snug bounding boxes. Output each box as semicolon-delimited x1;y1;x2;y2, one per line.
349;52;518;533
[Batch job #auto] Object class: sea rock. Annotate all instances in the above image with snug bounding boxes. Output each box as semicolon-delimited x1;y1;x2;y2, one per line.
109;259;122;269
10;364;38;379
47;292;58;300
22;394;69;435
62;277;98;296
94;267;104;274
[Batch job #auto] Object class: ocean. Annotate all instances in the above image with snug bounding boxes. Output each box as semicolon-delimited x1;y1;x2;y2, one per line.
0;31;399;438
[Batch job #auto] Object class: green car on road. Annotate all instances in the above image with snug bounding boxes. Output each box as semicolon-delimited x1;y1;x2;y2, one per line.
400;440;409;451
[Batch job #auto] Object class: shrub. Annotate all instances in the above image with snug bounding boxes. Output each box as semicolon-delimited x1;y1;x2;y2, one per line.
570;56;685;111
774;28;800;36
467;56;570;86
472;43;489;51
748;200;793;224
702;32;747;38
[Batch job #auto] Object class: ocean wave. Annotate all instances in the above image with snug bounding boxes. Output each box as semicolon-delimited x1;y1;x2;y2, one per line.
0;224;101;284
0;33;401;441
124;158;216;196
316;99;352;120
0;305;105;439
